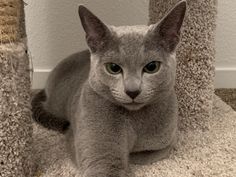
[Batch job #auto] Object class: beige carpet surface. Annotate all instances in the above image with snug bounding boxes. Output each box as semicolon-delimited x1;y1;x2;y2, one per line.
33;95;236;177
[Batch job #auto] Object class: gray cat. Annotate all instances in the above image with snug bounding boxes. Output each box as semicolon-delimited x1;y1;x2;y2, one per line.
32;1;186;176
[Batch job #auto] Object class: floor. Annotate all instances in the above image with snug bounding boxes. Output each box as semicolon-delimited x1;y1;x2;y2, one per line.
215;89;236;111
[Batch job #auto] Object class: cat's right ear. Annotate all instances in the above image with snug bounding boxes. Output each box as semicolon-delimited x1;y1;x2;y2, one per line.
78;5;111;53
146;1;186;53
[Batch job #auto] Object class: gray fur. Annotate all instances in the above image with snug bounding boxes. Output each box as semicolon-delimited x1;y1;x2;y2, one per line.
32;1;186;176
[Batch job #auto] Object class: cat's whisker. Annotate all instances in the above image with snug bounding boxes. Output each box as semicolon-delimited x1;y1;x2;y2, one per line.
111;92;131;103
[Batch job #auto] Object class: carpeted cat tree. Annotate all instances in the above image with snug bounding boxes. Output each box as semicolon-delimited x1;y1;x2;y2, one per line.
0;0;34;176
1;0;235;176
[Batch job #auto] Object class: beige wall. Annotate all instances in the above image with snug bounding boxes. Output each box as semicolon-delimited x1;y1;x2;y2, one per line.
216;0;236;68
25;0;236;88
25;0;148;70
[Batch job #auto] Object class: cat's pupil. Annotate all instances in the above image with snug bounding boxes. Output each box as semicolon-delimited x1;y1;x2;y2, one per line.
146;62;157;71
111;64;120;72
106;63;122;74
143;61;160;74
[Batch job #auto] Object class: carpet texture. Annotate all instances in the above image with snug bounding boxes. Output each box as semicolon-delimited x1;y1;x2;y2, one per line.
149;0;217;131
32;95;236;177
0;41;34;177
0;0;33;176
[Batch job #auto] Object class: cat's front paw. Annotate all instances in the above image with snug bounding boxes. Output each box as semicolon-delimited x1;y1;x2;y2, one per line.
84;174;129;177
83;170;131;177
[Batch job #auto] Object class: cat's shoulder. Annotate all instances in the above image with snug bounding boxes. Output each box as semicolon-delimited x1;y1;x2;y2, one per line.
60;49;90;67
46;50;90;88
50;50;90;75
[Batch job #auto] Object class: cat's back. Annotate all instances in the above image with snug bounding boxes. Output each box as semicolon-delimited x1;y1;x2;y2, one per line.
46;50;90;91
44;50;90;118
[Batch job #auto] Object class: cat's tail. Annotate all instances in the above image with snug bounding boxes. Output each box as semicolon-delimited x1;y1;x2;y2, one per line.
31;89;70;133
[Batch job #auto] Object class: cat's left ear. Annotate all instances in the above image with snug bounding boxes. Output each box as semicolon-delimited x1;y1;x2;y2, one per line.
78;5;112;53
147;0;186;52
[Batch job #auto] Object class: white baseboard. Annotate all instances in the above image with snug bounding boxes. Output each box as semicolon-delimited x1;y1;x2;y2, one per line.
32;69;51;89
32;68;236;89
214;67;236;88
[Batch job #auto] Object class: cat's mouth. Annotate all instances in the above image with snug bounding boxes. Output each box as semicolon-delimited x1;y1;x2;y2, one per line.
124;102;143;105
123;102;144;111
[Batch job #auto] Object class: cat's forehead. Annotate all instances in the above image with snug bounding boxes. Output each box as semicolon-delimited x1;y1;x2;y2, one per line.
109;25;150;57
110;25;149;46
98;25;160;66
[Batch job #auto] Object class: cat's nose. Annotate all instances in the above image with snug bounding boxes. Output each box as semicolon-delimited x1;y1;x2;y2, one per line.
124;77;141;99
125;90;140;99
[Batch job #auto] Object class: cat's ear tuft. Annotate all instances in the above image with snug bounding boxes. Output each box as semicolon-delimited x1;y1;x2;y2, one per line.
149;1;186;52
78;5;111;52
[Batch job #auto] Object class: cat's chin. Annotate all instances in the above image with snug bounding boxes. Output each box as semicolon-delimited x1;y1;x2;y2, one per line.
122;103;145;111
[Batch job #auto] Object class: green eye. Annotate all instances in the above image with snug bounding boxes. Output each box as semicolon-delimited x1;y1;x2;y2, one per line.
105;63;122;74
143;61;160;74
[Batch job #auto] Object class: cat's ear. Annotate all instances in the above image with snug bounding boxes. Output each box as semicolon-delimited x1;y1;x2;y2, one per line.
147;1;186;52
78;5;111;53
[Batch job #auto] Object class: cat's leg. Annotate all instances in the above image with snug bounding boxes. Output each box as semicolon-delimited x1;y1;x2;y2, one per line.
74;115;132;177
129;145;172;165
129;135;177;165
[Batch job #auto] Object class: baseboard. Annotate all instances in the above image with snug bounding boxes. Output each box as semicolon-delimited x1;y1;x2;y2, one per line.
32;68;236;89
32;69;51;89
214;67;236;88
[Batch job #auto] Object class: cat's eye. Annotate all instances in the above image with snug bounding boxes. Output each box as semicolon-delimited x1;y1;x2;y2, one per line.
105;63;122;75
143;61;161;74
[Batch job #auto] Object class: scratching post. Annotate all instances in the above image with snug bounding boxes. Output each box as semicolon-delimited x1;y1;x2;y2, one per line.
0;0;33;176
149;0;217;130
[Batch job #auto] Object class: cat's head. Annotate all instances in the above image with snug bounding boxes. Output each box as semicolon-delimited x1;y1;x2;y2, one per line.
79;1;186;111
